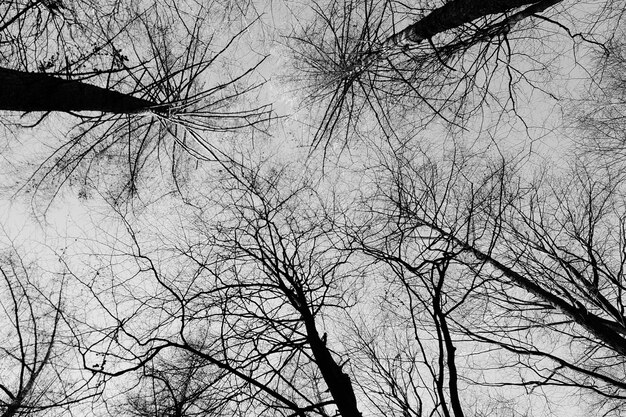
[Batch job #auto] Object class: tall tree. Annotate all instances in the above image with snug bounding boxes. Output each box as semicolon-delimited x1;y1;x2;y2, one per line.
0;246;100;417
0;67;166;114
1;0;272;203
351;143;626;412
290;0;605;147
62;161;365;416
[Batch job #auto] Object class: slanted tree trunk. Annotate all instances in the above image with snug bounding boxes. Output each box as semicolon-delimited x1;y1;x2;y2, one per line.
436;227;626;357
0;67;167;114
302;316;362;417
387;0;562;45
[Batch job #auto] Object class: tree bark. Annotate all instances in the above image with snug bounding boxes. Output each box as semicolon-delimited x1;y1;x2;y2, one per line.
0;67;166;114
387;0;562;45
433;265;465;417
299;307;362;417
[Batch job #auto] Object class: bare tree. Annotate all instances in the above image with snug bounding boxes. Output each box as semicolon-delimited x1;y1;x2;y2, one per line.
1;0;272;203
350;141;626;413
59;160;369;416
121;349;229;417
289;0;609;148
345;253;470;417
0;246;100;417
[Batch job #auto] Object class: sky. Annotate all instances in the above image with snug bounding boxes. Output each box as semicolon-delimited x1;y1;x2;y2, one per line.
0;1;623;416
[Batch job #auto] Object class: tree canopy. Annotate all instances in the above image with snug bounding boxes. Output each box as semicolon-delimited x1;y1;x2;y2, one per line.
1;0;625;416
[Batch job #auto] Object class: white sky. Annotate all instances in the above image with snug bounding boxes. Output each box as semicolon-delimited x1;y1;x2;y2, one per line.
0;1;621;416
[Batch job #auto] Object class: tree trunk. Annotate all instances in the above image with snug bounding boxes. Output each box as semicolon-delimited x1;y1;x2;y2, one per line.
0;67;166;114
433;265;465;417
301;313;362;417
449;233;626;357
387;0;562;45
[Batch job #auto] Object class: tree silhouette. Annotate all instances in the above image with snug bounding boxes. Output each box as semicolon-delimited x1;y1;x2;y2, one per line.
1;0;272;203
0;67;167;114
2;1;626;416
0;247;100;417
61;161;365;416
290;0;603;148
352;144;626;410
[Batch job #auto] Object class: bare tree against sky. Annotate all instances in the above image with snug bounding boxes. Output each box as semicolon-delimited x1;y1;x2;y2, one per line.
0;247;100;417
350;142;626;411
121;350;229;417
1;0;272;204
60;161;368;416
289;0;612;149
2;1;626;416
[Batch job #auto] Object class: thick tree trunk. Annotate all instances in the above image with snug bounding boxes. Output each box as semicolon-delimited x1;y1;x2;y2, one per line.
300;310;362;417
0;67;166;114
387;0;562;45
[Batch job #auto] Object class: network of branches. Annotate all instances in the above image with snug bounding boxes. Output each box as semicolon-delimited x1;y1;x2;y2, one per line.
1;1;625;417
